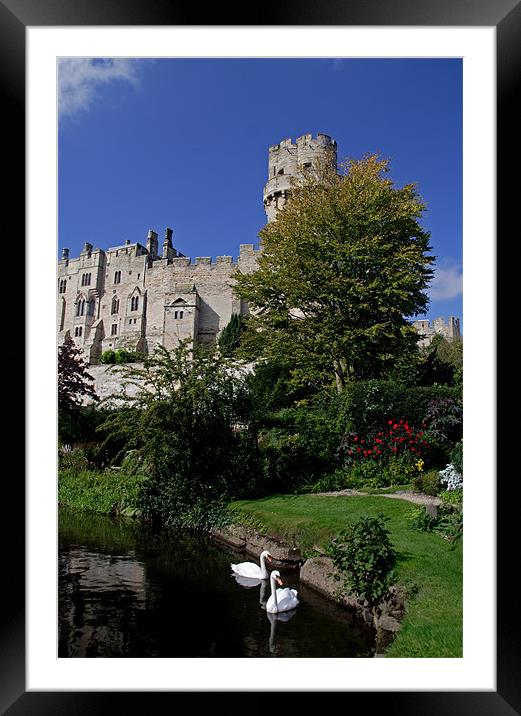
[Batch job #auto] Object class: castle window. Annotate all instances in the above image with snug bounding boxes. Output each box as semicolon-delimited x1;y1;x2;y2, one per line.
111;324;118;336
174;310;184;320
88;299;95;317
129;319;132;325
303;162;312;169
74;326;83;337
81;273;92;287
59;279;66;294
131;296;139;311
114;271;121;284
76;299;85;317
111;297;119;314
137;273;140;280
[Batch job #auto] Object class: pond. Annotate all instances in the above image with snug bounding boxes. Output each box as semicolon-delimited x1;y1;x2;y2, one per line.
59;508;375;658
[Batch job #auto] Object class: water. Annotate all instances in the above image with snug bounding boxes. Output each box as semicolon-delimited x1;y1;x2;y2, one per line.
59;509;375;658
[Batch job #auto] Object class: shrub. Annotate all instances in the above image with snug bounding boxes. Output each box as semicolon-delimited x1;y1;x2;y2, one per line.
101;349;116;364
98;341;262;529
258;401;344;492
414;470;441;496
440;489;463;507
406;506;437;532
338;419;430;468
423;397;463;450
327;515;397;609
338;380;459;436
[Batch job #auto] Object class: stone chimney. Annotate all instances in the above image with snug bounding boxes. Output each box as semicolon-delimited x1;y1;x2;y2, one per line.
146;229;158;260
62;248;69;261
163;227;174;261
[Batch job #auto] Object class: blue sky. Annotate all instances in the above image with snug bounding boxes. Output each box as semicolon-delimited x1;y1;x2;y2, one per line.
58;58;462;325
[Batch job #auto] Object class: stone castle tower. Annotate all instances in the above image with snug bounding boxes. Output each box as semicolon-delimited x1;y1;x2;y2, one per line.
263;133;337;222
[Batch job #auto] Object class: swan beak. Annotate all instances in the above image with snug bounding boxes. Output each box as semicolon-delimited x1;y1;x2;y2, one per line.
276;577;284;586
267;554;273;562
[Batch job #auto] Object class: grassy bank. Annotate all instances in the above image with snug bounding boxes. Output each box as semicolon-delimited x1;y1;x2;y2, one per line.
58;467;145;517
230;493;462;658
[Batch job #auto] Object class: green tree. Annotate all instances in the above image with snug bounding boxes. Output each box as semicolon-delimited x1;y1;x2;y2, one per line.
58;336;98;413
234;155;434;391
218;313;247;357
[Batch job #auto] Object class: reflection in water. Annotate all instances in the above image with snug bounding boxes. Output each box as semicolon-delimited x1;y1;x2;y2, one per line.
266;609;298;655
59;509;375;658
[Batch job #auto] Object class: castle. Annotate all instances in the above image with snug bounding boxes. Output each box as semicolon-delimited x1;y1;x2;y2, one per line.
57;132;460;366
57;133;337;363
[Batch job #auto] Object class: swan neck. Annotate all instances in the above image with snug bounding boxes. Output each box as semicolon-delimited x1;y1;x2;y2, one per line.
271;574;278;610
260;552;268;579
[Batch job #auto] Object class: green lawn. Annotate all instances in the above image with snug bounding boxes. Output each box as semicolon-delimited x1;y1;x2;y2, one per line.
230;493;462;658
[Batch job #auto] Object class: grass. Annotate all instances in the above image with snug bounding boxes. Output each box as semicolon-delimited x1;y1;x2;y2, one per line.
58;467;146;516
230;493;462;658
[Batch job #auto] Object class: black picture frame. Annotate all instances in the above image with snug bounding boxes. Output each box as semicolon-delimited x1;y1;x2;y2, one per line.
7;0;511;712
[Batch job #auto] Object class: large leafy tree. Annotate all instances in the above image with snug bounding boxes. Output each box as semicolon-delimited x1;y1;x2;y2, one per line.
58;336;98;412
234;155;434;391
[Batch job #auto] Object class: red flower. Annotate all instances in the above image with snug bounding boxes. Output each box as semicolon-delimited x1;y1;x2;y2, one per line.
356;447;361;453
367;449;372;455
354;436;358;442
388;420;393;425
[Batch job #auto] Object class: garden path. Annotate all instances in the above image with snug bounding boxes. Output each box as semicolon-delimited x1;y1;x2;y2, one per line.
314;489;442;507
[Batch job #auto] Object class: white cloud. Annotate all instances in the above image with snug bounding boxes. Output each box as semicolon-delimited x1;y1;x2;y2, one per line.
58;58;140;119
428;258;463;300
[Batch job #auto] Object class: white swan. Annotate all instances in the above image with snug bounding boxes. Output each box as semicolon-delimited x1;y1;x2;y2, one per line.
266;570;299;614
231;550;272;580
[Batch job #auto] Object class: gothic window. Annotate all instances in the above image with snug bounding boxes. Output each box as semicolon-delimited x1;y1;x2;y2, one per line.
59;279;66;294
74;326;83;337
111;297;119;314
111;324;118;336
88;299;95;316
81;273;92;286
174;310;184;319
114;271;121;284
131;296;139;311
76;299;85;317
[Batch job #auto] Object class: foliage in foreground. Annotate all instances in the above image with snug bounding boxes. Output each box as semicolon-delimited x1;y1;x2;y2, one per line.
58;451;147;517
98;341;261;529
327;514;397;609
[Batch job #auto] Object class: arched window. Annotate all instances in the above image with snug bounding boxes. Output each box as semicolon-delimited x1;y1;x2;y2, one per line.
76;299;85;317
111;297;119;314
131;296;139;311
114;271;121;284
88;299;95;317
59;279;66;294
81;273;91;286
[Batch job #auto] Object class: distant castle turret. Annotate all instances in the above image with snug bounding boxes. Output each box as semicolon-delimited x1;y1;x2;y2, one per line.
413;316;461;348
263;133;337;223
